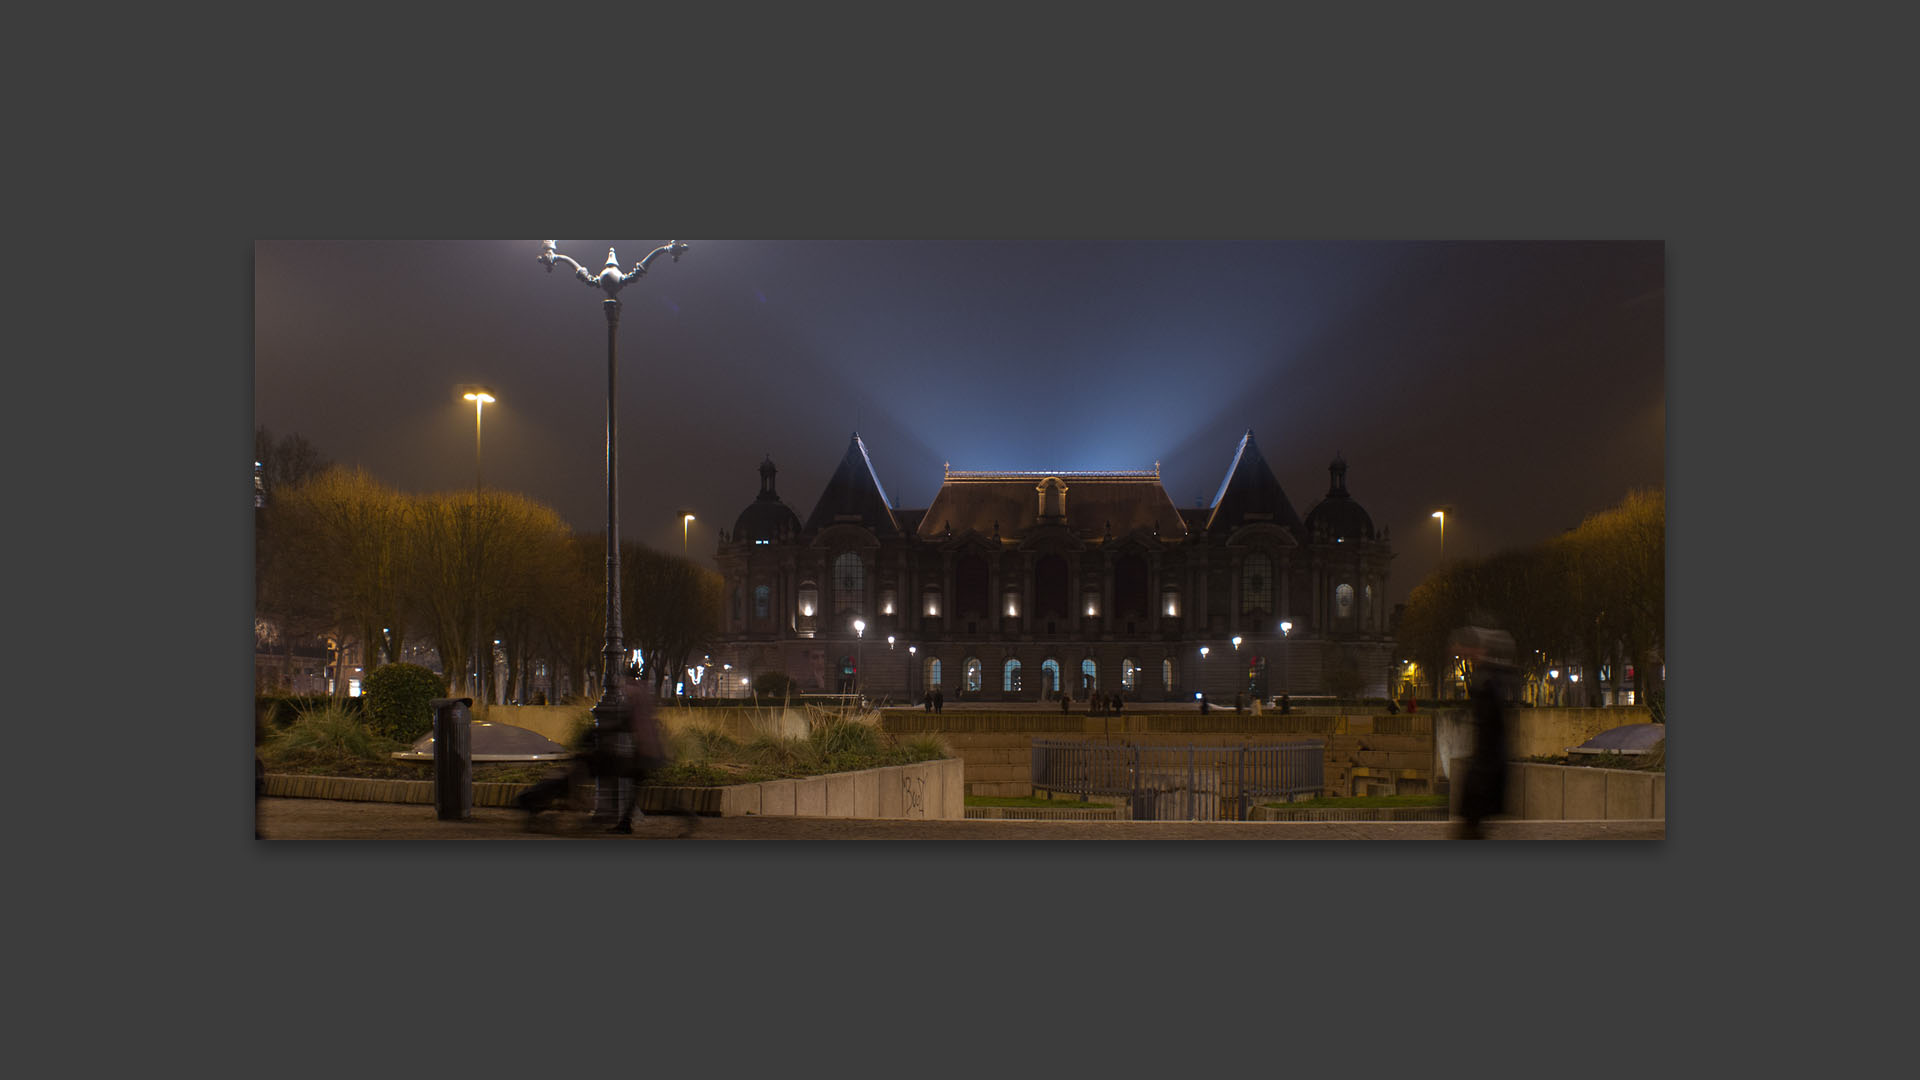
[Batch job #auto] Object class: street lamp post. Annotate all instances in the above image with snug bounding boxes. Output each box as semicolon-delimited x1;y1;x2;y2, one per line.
1280;619;1293;703
463;388;494;702
1199;645;1210;708
908;644;917;703
535;240;689;821
853;618;866;702
683;512;695;557
1431;508;1447;563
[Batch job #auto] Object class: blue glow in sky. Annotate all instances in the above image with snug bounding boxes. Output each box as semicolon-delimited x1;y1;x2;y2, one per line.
254;239;1663;608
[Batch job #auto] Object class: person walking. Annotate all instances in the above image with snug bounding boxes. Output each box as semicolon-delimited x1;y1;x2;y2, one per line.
933;686;944;713
1452;627;1517;840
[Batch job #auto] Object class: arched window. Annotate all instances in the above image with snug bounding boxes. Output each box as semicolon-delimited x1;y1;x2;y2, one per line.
1163;657;1177;692
1041;658;1061;693
964;657;982;692
1241;552;1273;615
926;657;942;689
753;584;769;619
1080;658;1098;692
833;552;865;616
1004;658;1022;692
1122;658;1137;691
1335;583;1355;621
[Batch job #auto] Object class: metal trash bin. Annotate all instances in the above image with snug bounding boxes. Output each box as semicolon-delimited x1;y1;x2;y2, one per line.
430;697;474;820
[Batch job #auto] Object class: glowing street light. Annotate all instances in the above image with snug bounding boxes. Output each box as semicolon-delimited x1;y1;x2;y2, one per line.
682;512;695;557
1280;619;1292;699
533;239;689;822
462;386;496;701
853;618;866;699
1431;508;1448;563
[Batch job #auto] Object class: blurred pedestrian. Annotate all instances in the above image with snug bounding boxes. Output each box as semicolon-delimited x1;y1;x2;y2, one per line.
1060;691;1071;715
1199;693;1210;715
1278;692;1291;715
934;686;944;713
1452;627;1517;840
922;689;933;713
1385;697;1399;715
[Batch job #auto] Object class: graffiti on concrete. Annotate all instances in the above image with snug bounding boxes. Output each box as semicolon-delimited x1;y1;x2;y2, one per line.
902;775;925;815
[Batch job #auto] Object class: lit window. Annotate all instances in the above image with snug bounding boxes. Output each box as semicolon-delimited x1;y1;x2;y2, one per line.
1162;657;1176;692
1041;658;1061;693
1241;552;1273;615
1335;583;1354;619
1080;659;1098;692
1084;590;1100;618
965;658;982;692
833;553;864;616
1004;588;1021;618
1004;659;1022;692
1122;659;1137;691
880;588;896;616
798;584;818;618
1162;587;1180;618
753;585;769;619
923;588;942;617
927;658;942;688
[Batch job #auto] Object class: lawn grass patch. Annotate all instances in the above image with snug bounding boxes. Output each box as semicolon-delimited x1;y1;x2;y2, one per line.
966;795;1107;809
1259;793;1448;810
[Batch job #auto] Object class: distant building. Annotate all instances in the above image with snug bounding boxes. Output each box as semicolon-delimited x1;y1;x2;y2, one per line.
713;431;1397;703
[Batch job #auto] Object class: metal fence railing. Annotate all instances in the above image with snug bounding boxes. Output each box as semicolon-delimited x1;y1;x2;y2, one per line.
1030;739;1325;821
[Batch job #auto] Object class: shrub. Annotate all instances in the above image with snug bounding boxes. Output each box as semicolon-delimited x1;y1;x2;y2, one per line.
753;671;799;701
361;663;447;742
260;702;404;770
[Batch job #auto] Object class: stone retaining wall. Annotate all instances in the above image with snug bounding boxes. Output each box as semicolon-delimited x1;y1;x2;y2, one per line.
1449;759;1665;821
264;758;966;820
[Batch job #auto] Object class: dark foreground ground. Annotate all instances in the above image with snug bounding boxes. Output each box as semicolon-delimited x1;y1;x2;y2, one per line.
256;798;1663;840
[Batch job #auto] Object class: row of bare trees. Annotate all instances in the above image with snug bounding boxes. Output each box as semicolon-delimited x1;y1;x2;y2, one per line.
255;459;723;705
1397;489;1664;706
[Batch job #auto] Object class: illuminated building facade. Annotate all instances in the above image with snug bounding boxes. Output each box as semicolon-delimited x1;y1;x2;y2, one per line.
713;431;1396;703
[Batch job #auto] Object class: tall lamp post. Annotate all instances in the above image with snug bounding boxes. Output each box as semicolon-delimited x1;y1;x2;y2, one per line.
683;512;695;557
853;619;866;702
535;239;689;821
463;387;495;701
908;645;917;703
1431;508;1447;563
1280;619;1293;704
1199;645;1210;708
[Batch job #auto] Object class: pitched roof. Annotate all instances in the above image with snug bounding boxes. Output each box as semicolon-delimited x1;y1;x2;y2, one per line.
801;433;901;537
1203;430;1306;538
916;467;1188;541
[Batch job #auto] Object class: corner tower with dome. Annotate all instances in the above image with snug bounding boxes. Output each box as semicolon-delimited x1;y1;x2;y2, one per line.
712;431;1396;703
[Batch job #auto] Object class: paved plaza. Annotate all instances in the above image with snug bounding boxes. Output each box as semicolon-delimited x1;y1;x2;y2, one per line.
255;797;1662;840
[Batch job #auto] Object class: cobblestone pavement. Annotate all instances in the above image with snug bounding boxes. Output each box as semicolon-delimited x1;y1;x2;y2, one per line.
255;798;1663;840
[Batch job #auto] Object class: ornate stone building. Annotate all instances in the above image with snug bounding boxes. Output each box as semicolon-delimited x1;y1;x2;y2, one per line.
712;430;1396;703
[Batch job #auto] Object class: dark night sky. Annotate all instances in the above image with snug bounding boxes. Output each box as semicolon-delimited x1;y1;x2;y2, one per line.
253;240;1663;610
